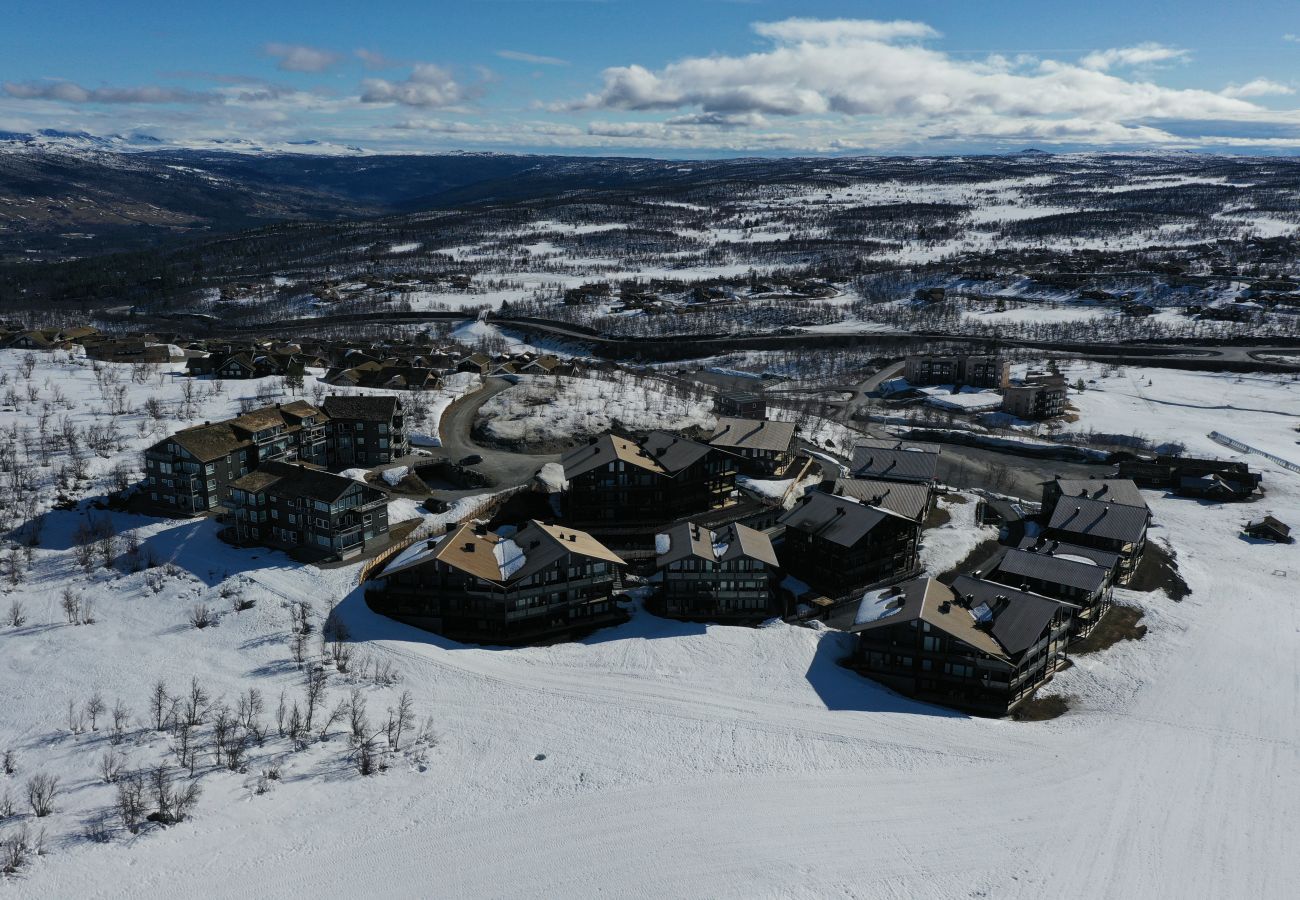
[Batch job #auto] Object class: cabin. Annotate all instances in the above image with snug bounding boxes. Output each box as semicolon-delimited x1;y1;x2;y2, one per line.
849;575;1074;716
777;491;920;597
980;545;1114;639
1042;477;1148;515
322;395;409;467
227;461;389;559
715;392;766;419
366;520;626;644
1244;516;1293;543
1001;375;1067;420
655;521;780;621
561;431;737;530
903;354;1009;389
1044;496;1150;582
849;441;940;484
826;477;933;523
706;417;796;477
143;400;328;516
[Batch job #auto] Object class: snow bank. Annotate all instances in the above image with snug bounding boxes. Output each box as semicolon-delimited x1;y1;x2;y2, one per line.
381;466;409;487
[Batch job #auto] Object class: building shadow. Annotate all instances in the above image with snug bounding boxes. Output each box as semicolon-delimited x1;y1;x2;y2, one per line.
803;629;969;718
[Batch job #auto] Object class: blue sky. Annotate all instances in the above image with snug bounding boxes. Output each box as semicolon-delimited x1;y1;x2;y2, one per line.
3;0;1300;155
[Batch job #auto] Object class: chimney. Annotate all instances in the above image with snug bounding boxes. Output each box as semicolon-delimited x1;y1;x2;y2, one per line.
938;600;951;613
463;542;475;552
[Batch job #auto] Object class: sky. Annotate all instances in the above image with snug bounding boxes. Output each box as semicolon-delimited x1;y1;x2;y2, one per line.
3;0;1300;156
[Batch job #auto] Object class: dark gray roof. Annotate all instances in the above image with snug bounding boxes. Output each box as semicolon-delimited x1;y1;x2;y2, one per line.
829;477;930;521
850;445;939;483
707;417;795;453
778;491;906;547
989;549;1109;593
1053;478;1148;510
1047;496;1150;543
949;575;1076;659
231;461;376;504
641;431;713;474
323;395;399;421
1016;537;1120;570
656;520;779;568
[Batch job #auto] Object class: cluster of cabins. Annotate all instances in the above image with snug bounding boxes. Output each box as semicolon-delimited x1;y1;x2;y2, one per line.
849;475;1153;715
143;395;407;559
0;322;578;393
366;421;942;645
185;338;576;389
902;353;1068;421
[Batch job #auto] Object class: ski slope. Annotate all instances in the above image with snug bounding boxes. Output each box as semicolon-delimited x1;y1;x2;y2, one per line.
1;356;1298;898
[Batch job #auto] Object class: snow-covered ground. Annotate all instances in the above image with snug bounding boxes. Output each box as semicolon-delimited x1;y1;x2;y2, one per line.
2;358;1299;898
477;374;715;444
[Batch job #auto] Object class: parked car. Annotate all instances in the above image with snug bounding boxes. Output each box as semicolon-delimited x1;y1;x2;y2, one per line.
460;454;483;466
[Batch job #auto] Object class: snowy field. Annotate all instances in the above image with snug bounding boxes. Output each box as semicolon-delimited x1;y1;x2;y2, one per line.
477;374;716;444
1;357;1299;898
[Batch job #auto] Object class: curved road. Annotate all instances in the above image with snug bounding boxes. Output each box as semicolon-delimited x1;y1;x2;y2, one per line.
438;377;561;489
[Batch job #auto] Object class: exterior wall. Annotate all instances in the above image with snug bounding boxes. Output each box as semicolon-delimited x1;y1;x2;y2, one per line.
567;454;736;527
1042;526;1145;583
327;411;408;467
230;481;389;556
1002;383;1066;420
852;612;1071;715
368;552;622;643
660;557;776;620
780;516;919;597
905;355;1009;389
144;445;250;515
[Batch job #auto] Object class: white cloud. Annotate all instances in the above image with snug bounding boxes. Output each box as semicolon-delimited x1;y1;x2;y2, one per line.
263;43;342;73
361;64;470;108
2;80;213;104
1221;79;1294;99
496;50;569;67
355;48;400;70
752;17;939;44
565;19;1253;127
1079;42;1189;71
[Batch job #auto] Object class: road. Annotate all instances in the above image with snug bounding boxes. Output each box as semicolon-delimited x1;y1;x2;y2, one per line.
438;377;560;489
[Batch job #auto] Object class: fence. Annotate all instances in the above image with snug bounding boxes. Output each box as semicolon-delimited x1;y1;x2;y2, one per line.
1208;431;1300;475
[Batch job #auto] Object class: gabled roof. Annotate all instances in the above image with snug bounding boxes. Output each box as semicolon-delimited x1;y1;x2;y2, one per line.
850;444;940;483
1246;516;1291;538
851;577;1008;661
1015;537;1119;570
230;461;374;504
1047;496;1150;544
830;477;931;521
166;421;251;462
230;407;291;433
562;431;714;480
778;491;908;547
707;417;796;453
1053;477;1148;511
323;395;400;421
562;433;667;480
641;431;713;474
949;575;1076;659
988;548;1109;593
655;520;778;568
381;520;622;584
